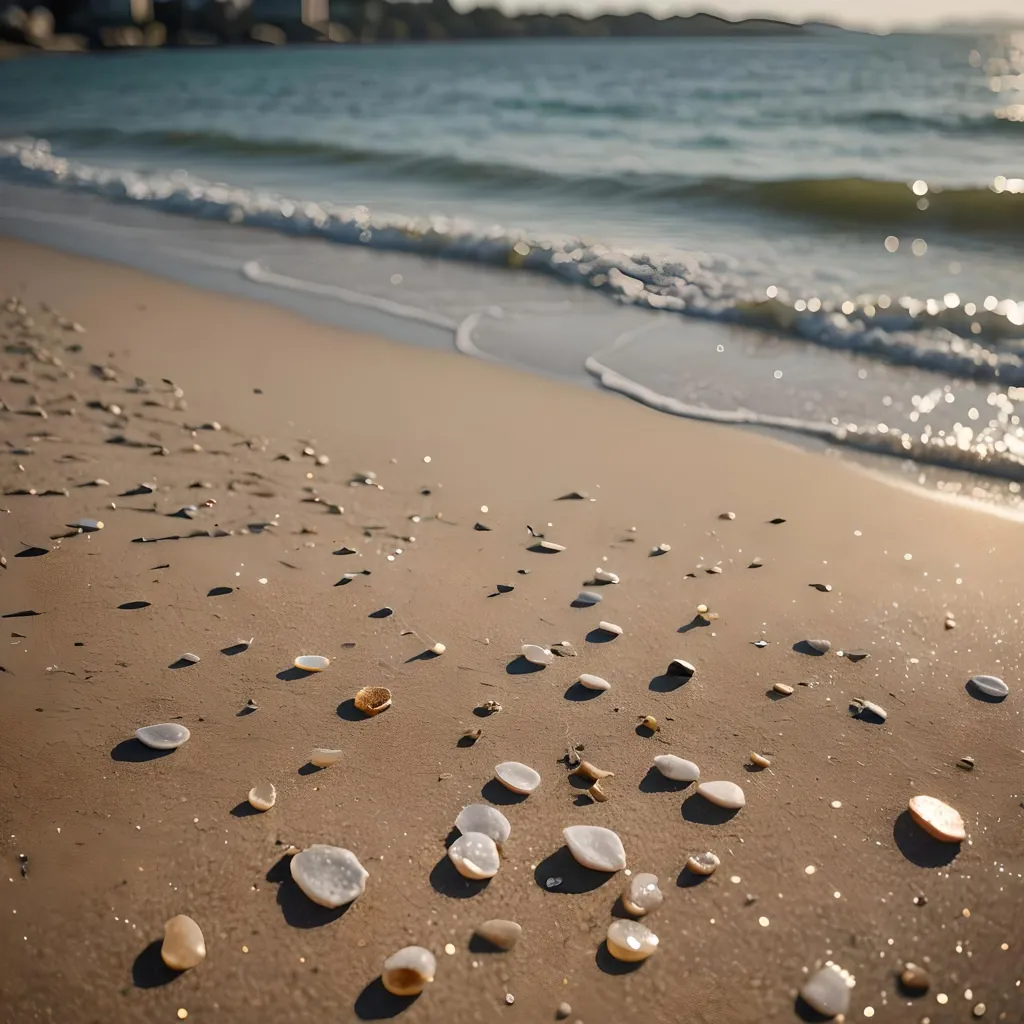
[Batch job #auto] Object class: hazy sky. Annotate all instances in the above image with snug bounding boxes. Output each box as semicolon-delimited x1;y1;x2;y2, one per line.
460;0;1024;31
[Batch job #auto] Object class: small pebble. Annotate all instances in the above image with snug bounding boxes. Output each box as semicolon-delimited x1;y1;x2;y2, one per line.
596;621;622;636
908;795;966;842
381;946;435;996
456;804;511;845
430;642;446;655
956;756;975;771
652;755;699;782
606;919;658;962
522;644;554;666
578;673;610;692
772;682;794;695
556;1003;572;1019
161;915;206;971
294;655;329;672
622;872;664;916
574;591;602;606
638;715;660;733
563;825;626;871
696;780;745;809
248;782;276;811
135;723;190;750
537;540;566;552
475;919;522;950
290;845;368;907
593;568;619;583
448;832;500;879
309;748;343;767
899;963;930;992
850;698;887;722
800;962;855;1018
805;639;831;654
652;543;671;554
719;512;735;520
179;653;200;664
686;851;720;876
968;674;1008;699
749;752;771;769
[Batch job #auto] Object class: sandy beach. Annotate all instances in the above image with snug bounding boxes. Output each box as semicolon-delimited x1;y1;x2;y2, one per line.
0;237;1021;1024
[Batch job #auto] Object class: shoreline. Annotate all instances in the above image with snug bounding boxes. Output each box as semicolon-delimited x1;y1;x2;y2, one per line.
0;237;1021;1023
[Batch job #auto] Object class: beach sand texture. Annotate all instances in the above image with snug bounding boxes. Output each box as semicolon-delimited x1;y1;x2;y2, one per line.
0;239;1021;1023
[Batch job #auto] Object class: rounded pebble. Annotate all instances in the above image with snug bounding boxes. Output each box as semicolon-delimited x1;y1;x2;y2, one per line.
522;644;554;666
381;946;436;996
309;748;342;767
653;754;700;782
908;795;966;842
606;919;659;962
968;674;1008;699
696;780;746;810
666;659;695;677
135;723;190;750
248;782;276;811
563;825;626;872
475;919;522;950
597;621;622;636
773;682;794;696
899;963;930;992
161;915;206;971
686;851;720;876
294;655;329;672
800;963;855;1018
574;591;602;606
578;673;610;691
290;845;368;907
805;639;831;654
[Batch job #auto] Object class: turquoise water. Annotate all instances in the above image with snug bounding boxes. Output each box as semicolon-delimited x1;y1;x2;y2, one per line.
2;35;1024;489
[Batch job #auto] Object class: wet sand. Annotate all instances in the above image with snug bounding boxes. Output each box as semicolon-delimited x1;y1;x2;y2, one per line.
0;237;1021;1024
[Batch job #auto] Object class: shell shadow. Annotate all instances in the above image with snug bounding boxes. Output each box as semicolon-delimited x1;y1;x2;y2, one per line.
277;666;310;681
765;688;790;702
533;846;613;895
221;643;249;656
468;933;509;954
354;977;419;1020
429;854;490;899
118;600;151;610
110;739;172;762
15;546;48;558
892;809;960;868
481;778;527;805
677;616;710;635
406;649;440;663
207;586;233;597
506;656;544;674
131;940;181;988
638;766;691;794
793;641;826;656
266;854;350;927
649;673;686;693
676;866;711;888
169;658;197;670
337;699;371;722
230;800;262;818
368;608;394;619
585;629;618;644
564;682;602;702
851;706;887;724
794;995;834;1022
681;793;740;825
964;681;1006;704
527;543;560;553
595;940;644;975
297;762;324;775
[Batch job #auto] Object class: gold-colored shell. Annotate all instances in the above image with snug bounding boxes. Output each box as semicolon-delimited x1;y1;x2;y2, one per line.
354;686;392;716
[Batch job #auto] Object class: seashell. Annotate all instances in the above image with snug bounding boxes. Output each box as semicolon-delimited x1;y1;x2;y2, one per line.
309;748;342;767
652;543;671;554
455;804;511;845
494;761;541;794
719;512;736;520
248;782;276;811
652;754;698;782
475;919;521;950
597;621;622;636
800;962;855;1018
289;844;368;907
706;565;723;574
772;682;794;695
805;639;831;654
588;781;609;802
572;761;614;781
161;914;206;971
70;518;104;531
537;540;566;552
180;652;200;664
666;658;695;677
850;698;887;721
639;715;660;732
578;673;610;691
908;795;966;843
606;919;658;962
294;655;329;672
135;723;190;750
622;873;663;916
480;700;503;714
968;674;1008;699
686;851;720;876
753;639;768;648
573;591;602;606
430;642;446;655
956;756;975;771
448;831;500;879
354;686;392;716
749;752;771;769
460;728;482;744
563;825;626;872
696;780;745;810
522;644;554;666
382;945;436;996
593;568;619;584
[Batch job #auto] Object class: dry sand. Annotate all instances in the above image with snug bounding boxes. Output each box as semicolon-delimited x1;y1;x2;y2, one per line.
0;237;1021;1023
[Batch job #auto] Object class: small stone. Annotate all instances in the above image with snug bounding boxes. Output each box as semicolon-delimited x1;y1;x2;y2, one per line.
956;756;975;771
578;673;610;691
968;674;1008;699
309;748;343;767
899;963;930;992
800;963;855;1018
354;686;392;715
749;752;771;769
573;591;602;606
522;644;554;666
748;557;763;568
666;659;695;678
290;845;368;907
696;780;745;810
479;700;503;714
719;512;736;520
381;946;435;997
908;795;966;842
563;825;626;872
652;543;671;554
135;723;190;750
638;715;660;733
850;698;887;721
161;915;206;971
973;1003;986;1017
475;919;522;951
805;639;831;654
70;518;103;531
179;653;200;664
653;755;700;782
686;851;720;876
248;782;276;811
448;832;500;879
430;642;446;655
622;873;664;916
845;650;870;662
293;655;329;672
596;621;622;636
772;682;794;695
606;919;658;962
456;804;511;845
706;565;723;574
537;540;566;552
556;1002;572;1019
593;568;619;584
550;642;577;657
494;761;541;794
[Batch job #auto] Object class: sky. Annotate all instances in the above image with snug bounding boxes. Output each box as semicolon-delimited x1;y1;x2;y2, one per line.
460;0;1024;31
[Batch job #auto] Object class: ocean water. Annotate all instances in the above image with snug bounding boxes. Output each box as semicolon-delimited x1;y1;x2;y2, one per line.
2;35;1023;501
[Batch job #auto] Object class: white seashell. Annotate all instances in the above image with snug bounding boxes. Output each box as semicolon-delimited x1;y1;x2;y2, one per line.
622;873;663;916
574;591;602;605
597;621;622;636
696;780;746;810
455;804;511;845
448;832;500;879
800;962;855;1017
382;946;436;996
521;644;554;666
563;825;626;872
666;658;695;677
494;761;540;794
968;674;1008;699
653;755;700;782
594;568;619;584
248;782;276;811
578;673;610;691
908;795;966;842
161;914;206;971
180;653;201;664
135;723;190;749
310;748;342;767
289;844;368;907
606;919;659;962
294;655;329;672
71;518;104;531
686;851;720;876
